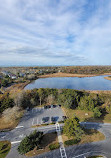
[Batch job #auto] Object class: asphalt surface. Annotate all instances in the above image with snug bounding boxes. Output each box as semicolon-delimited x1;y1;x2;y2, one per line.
0;107;111;158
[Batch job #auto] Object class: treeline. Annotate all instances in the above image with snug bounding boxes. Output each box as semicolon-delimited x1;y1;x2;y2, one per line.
61;66;111;74
1;88;111;118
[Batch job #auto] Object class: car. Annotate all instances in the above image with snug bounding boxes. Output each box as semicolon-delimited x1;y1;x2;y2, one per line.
53;105;57;108
44;105;48;109
51;116;59;122
42;117;49;123
58;104;61;107
47;105;51;108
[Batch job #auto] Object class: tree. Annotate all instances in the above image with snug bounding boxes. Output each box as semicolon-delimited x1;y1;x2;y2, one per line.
93;107;102;118
14;91;32;109
38;88;44;106
18;130;43;154
47;94;55;105
63;117;84;140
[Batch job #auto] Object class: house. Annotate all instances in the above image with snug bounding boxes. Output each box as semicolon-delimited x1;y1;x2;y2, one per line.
8;73;17;79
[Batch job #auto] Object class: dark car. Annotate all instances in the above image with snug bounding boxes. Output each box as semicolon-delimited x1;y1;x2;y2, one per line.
47;105;51;108
42;117;49;123
58;104;61;107
53;105;57;108
44;105;48;109
51;116;59;122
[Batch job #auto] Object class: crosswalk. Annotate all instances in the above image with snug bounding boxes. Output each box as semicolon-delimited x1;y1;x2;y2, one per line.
55;122;67;158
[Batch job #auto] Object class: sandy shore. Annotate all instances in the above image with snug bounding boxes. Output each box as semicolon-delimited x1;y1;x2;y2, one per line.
104;76;111;81
39;72;111;78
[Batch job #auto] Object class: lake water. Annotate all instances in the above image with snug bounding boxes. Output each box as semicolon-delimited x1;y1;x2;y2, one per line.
24;76;111;90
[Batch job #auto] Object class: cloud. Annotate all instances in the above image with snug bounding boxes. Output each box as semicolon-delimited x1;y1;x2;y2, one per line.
0;0;111;66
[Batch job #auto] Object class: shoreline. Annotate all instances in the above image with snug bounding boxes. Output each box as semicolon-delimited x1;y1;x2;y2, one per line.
104;76;111;81
39;72;111;78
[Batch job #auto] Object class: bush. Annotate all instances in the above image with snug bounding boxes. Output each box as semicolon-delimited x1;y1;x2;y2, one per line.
93;107;102;118
64;139;80;146
49;143;60;150
18;130;43;154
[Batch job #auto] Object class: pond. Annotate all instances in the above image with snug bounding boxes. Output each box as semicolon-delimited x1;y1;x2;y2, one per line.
24;76;111;90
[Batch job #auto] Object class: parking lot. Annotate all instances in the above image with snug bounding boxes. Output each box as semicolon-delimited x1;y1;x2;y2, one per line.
19;105;65;128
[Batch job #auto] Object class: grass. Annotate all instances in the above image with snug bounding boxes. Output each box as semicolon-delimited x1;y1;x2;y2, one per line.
49;143;60;150
0;141;11;158
62;107;93;121
62;129;105;147
26;132;58;157
62;106;111;123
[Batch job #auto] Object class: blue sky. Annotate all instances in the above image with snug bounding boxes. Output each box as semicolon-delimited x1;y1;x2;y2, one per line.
0;0;111;66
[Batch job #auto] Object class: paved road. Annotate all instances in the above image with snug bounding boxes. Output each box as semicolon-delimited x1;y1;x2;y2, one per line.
0;107;111;158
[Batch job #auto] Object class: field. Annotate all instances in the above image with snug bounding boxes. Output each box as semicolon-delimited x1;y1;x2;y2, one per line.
62;107;111;123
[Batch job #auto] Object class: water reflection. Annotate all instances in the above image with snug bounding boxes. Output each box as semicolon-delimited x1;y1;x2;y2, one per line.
25;76;111;90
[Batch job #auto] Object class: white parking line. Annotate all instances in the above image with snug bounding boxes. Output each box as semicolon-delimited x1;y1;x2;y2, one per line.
32;118;34;126
37;118;38;125
11;140;21;144
16;126;24;129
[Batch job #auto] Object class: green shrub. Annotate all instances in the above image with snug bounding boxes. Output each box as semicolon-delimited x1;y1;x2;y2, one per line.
49;143;60;150
64;139;80;146
93;107;102;118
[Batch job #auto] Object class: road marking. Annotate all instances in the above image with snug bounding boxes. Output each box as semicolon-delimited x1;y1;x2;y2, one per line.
56;122;67;158
16;126;24;129
72;151;107;158
32;118;34;126
37;118;38;125
19;134;24;138
11;140;21;144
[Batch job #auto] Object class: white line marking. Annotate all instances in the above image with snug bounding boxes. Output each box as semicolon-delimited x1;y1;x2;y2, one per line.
16;126;24;129
32;118;34;126
37;118;38;125
11;140;21;144
72;152;93;158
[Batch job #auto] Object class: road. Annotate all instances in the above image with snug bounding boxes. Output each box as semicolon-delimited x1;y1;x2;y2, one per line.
0;107;111;158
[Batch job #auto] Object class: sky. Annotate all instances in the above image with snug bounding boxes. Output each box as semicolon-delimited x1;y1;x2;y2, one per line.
0;0;111;66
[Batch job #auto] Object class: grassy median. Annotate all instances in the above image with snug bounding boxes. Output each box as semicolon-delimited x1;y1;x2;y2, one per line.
62;129;105;147
0;141;11;158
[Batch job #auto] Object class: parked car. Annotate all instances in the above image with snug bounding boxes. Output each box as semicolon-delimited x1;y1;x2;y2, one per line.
44;105;48;109
51;116;59;122
58;104;61;107
42;117;49;123
53;105;57;108
47;105;51;108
